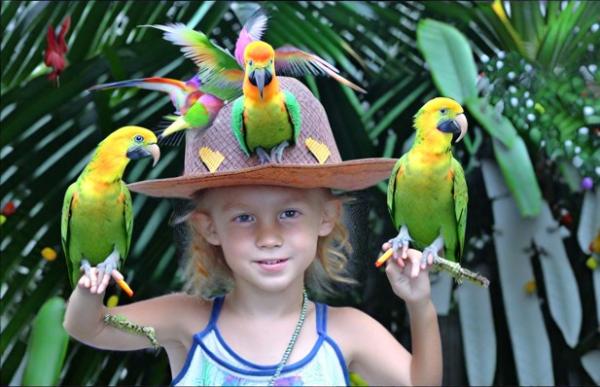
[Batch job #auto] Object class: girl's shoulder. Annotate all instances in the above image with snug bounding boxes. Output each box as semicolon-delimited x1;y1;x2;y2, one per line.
323;305;395;358
326;305;385;335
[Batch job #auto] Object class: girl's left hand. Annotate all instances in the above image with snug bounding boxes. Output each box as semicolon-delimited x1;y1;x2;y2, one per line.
382;242;431;305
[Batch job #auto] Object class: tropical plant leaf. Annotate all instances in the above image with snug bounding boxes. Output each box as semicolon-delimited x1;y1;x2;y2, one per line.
533;204;582;347
456;279;496;386
416;19;478;103
481;160;553;386
492;137;542;217
430;273;452;316
581;350;600;385
577;190;600;254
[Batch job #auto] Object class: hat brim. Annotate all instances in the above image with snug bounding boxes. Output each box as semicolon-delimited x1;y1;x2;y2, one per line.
128;158;397;198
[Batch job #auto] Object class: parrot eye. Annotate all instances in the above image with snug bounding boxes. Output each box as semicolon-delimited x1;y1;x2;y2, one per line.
440;108;448;114
134;135;144;143
248;59;254;67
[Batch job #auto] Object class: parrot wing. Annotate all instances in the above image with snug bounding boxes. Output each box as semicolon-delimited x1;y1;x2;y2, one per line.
274;45;366;93
231;97;250;156
387;155;406;227
283;91;302;143
120;181;133;264
234;8;269;66
146;24;244;95
88;77;193;113
452;158;468;260
61;182;77;286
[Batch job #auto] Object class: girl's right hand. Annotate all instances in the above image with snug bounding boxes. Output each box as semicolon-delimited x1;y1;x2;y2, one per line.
78;266;124;295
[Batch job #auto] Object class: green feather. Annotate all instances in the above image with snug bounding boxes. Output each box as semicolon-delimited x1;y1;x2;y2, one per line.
61;183;76;286
231;96;250;156
452;158;468;259
387;156;405;224
184;102;210;128
283;90;302;143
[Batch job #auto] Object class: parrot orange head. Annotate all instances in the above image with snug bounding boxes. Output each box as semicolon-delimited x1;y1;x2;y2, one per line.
414;97;468;147
243;41;276;100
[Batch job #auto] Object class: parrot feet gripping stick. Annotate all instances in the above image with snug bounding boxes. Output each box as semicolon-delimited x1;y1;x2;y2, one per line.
375;248;490;288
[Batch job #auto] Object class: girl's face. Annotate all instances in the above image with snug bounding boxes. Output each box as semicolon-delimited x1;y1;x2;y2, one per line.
193;186;340;293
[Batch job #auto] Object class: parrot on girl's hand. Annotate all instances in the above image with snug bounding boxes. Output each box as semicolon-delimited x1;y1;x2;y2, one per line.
231;41;301;163
61;126;160;295
382;97;468;268
88;76;224;140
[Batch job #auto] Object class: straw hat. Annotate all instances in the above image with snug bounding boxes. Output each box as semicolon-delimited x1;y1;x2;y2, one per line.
128;77;396;198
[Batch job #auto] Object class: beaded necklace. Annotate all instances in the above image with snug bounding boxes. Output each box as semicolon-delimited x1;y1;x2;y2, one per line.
267;288;309;386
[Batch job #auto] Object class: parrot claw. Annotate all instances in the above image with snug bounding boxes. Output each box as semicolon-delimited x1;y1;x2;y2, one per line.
271;141;290;164
421;235;445;268
80;259;92;278
388;226;412;259
256;147;271;164
97;248;120;291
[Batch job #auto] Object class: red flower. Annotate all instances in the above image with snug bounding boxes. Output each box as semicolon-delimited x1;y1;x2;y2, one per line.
2;201;16;216
44;16;71;83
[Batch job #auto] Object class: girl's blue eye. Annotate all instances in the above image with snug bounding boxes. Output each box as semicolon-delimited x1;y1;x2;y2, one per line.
134;135;144;143
281;210;299;219
235;214;254;223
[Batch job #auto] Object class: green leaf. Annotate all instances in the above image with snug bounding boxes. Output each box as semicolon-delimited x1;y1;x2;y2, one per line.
416;19;478;103
481;160;553;385
492;137;542;217
457;280;496;386
465;97;517;148
22;297;69;385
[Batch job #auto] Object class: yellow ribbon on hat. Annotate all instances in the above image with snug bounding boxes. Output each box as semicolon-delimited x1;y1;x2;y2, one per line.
199;147;225;173
305;137;330;164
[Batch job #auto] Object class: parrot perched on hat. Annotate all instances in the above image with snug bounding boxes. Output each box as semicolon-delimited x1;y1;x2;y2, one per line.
88;75;224;141
148;7;365;162
378;97;468;268
61;126;160;295
231;41;302;163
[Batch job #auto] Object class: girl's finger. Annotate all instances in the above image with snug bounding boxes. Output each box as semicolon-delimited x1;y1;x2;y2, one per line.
411;259;420;278
395;256;405;268
111;270;124;282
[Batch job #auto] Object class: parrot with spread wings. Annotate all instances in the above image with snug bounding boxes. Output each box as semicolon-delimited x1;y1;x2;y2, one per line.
89;75;224;141
61;126;160;296
149;8;365;162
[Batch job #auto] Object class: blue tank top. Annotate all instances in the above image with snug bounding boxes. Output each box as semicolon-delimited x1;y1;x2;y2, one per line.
172;296;350;386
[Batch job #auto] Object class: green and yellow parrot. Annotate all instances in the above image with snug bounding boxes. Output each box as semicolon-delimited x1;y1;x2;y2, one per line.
383;97;468;267
61;126;160;294
231;41;302;163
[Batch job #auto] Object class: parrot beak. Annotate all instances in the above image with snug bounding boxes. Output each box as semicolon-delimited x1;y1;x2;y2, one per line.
148;143;161;167
248;67;273;99
454;113;468;143
127;143;161;167
438;113;468;144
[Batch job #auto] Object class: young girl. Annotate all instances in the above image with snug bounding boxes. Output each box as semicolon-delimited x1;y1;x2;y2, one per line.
63;78;442;386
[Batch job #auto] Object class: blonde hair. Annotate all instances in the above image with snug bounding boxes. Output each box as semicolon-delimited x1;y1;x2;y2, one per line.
181;191;356;299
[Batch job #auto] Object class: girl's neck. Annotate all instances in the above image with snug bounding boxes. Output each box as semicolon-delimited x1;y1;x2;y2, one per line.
225;281;305;318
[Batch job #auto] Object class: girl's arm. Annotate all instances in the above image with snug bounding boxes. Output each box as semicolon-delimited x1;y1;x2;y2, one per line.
334;248;442;386
63;268;208;351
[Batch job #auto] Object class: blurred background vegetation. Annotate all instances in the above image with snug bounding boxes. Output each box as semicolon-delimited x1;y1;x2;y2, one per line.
1;1;599;385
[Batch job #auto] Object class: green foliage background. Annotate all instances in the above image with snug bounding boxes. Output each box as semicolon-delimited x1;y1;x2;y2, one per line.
1;1;598;385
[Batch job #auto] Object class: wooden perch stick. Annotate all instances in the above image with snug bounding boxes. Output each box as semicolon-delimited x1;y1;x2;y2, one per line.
375;248;490;288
